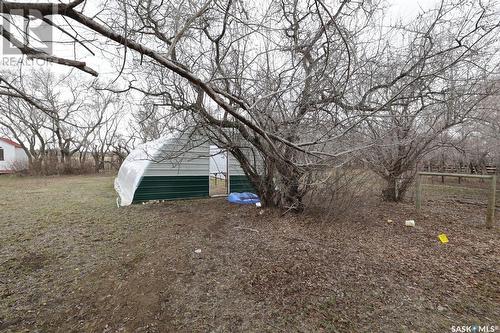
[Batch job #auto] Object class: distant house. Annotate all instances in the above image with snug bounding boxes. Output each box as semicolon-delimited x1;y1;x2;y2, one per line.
0;138;29;174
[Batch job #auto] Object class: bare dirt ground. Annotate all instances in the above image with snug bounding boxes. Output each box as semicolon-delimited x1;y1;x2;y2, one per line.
0;175;498;332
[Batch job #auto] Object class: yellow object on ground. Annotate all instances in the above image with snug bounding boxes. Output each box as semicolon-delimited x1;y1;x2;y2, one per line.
438;234;449;244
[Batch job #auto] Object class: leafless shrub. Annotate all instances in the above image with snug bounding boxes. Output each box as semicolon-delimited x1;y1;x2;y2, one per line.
25;154;96;176
9;160;29;175
303;168;376;222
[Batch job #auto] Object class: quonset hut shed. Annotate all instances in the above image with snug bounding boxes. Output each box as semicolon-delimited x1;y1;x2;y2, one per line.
114;136;255;206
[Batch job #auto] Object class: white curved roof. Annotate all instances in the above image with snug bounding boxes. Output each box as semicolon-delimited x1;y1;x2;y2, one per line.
114;135;212;206
114;137;173;206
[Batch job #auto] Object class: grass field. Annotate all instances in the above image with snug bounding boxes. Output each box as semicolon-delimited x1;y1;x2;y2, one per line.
0;175;498;332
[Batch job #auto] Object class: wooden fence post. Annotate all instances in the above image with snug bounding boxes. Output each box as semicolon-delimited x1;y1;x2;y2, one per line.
415;173;422;211
486;175;496;229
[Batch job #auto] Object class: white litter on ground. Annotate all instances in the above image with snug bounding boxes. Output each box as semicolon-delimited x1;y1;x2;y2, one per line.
405;220;415;227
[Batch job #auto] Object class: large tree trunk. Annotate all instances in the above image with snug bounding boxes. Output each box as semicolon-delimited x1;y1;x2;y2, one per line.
382;174;413;202
60;150;73;174
255;178;305;211
251;165;306;211
29;157;43;175
232;148;306;211
278;172;305;212
92;153;105;173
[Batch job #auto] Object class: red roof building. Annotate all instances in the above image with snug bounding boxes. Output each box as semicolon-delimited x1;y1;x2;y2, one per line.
0;137;23;148
0;137;28;173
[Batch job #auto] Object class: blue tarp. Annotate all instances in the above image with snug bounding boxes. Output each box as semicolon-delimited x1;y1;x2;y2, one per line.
227;192;260;204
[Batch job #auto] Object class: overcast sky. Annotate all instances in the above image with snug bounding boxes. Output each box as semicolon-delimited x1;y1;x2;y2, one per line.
0;0;443;126
388;0;438;19
0;0;442;75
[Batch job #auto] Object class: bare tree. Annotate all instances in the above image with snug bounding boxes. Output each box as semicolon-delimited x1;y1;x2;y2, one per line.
88;102;123;172
361;77;499;201
0;70;54;172
0;95;50;172
1;0;499;208
422;84;500;175
0;68;123;173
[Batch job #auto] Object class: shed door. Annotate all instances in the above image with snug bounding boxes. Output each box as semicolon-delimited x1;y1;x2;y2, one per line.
209;146;228;196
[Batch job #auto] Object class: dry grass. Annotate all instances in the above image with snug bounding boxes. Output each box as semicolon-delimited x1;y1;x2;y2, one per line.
0;175;498;332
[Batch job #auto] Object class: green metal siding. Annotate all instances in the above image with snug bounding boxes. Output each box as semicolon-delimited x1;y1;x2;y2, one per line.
133;175;209;203
229;175;255;193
